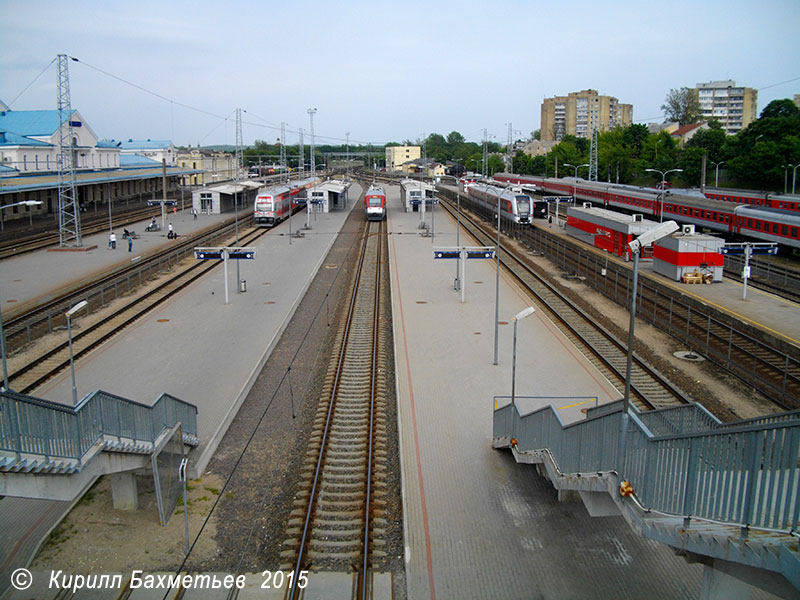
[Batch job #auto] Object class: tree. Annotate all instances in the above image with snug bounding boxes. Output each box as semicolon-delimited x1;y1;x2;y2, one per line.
530;129;541;141
662;87;702;126
446;131;465;146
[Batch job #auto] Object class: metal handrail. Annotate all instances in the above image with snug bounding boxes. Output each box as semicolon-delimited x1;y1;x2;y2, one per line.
0;389;197;464
495;397;800;532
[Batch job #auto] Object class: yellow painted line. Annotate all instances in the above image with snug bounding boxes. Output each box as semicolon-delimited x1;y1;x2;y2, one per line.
558;399;595;410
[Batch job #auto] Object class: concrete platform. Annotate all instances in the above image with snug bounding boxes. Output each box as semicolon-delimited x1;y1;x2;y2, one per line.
0;208;235;310
541;211;800;347
385;187;779;599
0;192;360;597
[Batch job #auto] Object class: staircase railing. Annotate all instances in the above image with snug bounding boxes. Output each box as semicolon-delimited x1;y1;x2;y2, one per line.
0;389;198;465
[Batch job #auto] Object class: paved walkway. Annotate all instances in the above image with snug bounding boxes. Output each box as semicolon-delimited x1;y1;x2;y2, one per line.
385;188;776;599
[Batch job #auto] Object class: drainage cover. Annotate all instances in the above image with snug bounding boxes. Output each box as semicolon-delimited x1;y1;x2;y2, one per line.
673;350;705;362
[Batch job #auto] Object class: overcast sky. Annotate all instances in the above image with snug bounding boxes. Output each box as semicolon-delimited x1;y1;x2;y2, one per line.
1;0;799;148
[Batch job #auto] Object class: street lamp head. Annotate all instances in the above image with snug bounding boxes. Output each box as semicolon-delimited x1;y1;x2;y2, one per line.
645;168;657;173
628;220;679;254
23;201;43;206
65;300;88;317
514;306;535;321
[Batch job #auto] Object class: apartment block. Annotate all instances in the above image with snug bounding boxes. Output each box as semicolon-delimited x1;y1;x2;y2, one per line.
540;89;632;142
695;80;757;135
385;145;421;172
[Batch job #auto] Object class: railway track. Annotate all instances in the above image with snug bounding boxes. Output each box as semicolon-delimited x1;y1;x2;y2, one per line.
280;219;391;599
2;212;255;355
439;197;692;412
5;224;266;394
0;204;168;260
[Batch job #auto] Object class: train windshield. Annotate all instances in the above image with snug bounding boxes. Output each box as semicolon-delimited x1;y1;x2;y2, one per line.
367;197;383;207
255;199;272;210
516;195;531;216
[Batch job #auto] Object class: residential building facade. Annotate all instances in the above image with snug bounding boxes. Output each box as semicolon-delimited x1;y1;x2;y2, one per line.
540;90;632;142
385;145;421;172
176;149;237;186
695;80;757;135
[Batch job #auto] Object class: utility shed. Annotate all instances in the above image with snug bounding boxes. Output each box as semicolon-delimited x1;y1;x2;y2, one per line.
308;179;351;213
192;181;260;214
566;205;658;259
653;226;725;283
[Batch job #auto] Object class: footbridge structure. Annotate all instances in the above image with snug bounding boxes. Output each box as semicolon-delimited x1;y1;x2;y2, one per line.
493;397;800;599
0;389;198;509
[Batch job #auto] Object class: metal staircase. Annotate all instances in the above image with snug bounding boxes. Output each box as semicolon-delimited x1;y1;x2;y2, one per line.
0;389;198;500
493;397;800;598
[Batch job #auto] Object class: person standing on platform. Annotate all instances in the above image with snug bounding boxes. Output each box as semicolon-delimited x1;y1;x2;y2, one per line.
548;214;553;228
168;222;174;239
109;232;116;249
128;235;133;252
193;208;198;220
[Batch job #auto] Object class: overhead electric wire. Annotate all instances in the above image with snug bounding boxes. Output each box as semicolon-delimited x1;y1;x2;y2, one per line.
69;55;379;147
161;222;363;597
7;57;56;108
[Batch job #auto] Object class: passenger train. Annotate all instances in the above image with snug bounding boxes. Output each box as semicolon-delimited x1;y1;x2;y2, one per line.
493;173;800;249
703;187;800;212
253;177;319;227
466;183;532;224
364;184;387;221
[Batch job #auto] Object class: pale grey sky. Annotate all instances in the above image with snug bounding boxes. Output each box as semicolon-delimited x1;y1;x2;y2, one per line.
1;0;798;147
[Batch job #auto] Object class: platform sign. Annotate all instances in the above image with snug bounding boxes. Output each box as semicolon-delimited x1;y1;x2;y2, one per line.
148;200;177;207
433;246;495;303
719;243;778;299
541;196;572;203
195;247;256;304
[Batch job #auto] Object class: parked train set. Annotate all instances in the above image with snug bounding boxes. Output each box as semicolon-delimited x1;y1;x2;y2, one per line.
492;173;800;250
253;177;319;226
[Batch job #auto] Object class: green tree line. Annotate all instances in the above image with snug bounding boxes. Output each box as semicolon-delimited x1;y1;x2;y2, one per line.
512;99;800;191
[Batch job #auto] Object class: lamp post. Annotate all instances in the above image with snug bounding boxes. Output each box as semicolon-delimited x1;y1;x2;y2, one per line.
494;184;501;366
710;161;724;187
619;221;679;479
0;199;43;232
0;201;43;391
66;300;88;405
645;168;682;222
562;163;588;224
784;165;793;194
511;307;535;410
792;164;799;195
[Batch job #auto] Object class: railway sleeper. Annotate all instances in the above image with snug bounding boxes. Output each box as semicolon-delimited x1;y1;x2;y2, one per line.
310;528;363;540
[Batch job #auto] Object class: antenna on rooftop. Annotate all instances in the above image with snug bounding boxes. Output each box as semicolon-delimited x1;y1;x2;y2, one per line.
56;54;82;247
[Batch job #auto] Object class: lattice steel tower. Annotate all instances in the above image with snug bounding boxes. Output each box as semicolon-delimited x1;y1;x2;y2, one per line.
588;128;598;182
307;108;317;179
298;128;304;175
279;122;287;183
482;129;489;178
235;108;243;181
56;54;82;247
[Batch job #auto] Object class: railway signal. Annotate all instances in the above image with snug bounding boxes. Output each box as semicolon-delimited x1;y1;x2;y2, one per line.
194;246;256;304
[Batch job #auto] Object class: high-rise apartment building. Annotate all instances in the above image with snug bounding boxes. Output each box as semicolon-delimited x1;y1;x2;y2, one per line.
540;89;632;142
695;80;757;135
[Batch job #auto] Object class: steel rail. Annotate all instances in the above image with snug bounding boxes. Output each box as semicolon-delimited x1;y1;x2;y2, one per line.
288;220;378;600
439;196;691;411
6;225;267;394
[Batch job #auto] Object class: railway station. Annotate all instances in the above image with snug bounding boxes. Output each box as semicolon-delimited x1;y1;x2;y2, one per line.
0;174;798;600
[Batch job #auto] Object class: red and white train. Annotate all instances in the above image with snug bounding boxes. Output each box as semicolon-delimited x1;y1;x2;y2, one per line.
253;177;319;227
494;173;800;249
364;184;387;221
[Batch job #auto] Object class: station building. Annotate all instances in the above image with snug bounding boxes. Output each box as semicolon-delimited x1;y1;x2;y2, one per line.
0;105;200;227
